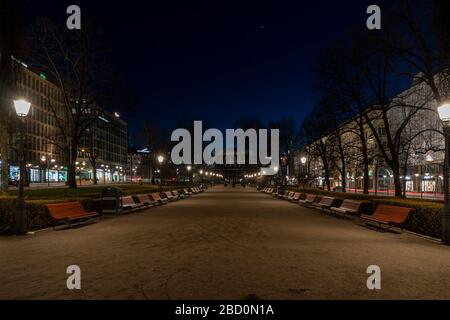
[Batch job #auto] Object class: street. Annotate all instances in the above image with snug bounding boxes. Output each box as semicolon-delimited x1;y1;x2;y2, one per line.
1;186;450;300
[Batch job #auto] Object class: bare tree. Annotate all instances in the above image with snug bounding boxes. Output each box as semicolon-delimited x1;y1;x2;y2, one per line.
315;41;378;194
302;110;334;191
269;118;299;185
29;19;109;188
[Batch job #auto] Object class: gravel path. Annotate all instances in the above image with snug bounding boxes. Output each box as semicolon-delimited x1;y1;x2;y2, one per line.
1;186;450;300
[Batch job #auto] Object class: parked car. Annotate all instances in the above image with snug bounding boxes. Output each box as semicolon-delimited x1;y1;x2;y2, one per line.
8;179;19;187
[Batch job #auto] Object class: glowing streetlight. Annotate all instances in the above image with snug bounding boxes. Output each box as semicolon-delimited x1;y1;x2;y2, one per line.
157;155;164;191
13;99;31;235
14;99;31;118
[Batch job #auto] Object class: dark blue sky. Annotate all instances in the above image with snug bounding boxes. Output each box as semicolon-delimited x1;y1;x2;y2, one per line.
26;0;376;143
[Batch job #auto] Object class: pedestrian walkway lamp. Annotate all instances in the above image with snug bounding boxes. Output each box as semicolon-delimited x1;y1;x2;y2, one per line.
158;155;164;192
187;165;192;184
41;156;48;187
301;156;307;197
438;102;450;245
14;99;31;235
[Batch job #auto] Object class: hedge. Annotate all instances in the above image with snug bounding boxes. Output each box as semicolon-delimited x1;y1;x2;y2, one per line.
0;197;101;235
283;187;443;239
0;185;195;235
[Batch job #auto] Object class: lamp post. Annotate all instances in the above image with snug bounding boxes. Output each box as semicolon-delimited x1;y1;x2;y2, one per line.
41;156;47;187
199;170;204;185
300;156;307;198
157;155;164;192
14;99;31;235
187;165;192;185
438;102;450;245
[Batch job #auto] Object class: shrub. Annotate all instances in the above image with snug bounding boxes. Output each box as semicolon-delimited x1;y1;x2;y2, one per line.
0;198;99;235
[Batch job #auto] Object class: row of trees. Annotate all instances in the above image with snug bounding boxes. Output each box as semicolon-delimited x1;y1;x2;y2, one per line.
302;0;450;197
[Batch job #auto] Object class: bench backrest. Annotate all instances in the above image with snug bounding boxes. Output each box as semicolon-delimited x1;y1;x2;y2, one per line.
122;196;137;206
184;188;191;194
319;197;335;206
292;193;301;200
165;192;174;198
374;205;414;224
151;193;162;201
305;194;317;202
172;191;179;196
340;199;363;212
136;194;151;204
46;201;88;219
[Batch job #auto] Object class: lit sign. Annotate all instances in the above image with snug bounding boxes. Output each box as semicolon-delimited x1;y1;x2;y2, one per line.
137;148;151;154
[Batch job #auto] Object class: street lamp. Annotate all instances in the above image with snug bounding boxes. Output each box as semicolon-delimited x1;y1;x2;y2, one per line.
157;155;164;192
41;156;51;187
438;102;450;244
14;99;31;235
187;165;192;184
300;156;308;197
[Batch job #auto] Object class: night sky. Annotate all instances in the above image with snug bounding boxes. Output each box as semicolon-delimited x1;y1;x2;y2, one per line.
25;0;376;144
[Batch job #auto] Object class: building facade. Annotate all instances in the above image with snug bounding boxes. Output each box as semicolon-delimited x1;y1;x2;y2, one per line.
2;61;128;185
297;77;446;196
77;111;129;184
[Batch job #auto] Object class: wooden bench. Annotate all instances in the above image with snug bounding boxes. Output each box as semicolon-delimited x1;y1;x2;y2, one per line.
150;192;166;204
172;190;183;199
164;191;176;201
283;191;295;200
134;194;157;207
311;196;337;211
46;201;98;230
289;193;301;202
184;188;193;195
191;187;199;193
299;194;318;206
330;199;363;217
361;205;414;231
122;196;145;212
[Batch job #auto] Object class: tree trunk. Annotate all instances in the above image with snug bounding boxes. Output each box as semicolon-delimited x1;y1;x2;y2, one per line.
362;161;370;195
392;166;403;198
0;151;9;194
89;156;98;185
359;118;370;195
324;168;331;191
341;171;346;193
92;163;98;185
66;144;78;189
67;164;77;189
